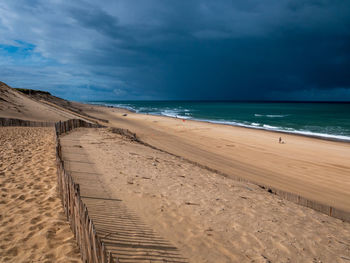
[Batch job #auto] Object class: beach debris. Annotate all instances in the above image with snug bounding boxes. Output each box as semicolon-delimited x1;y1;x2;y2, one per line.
185;201;200;206
122;113;128;116
127;178;134;184
261;254;272;263
245;186;253;191
108;127;138;141
205;227;214;236
142;176;151;179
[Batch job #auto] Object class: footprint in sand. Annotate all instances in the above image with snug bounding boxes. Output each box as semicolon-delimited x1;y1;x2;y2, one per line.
44;212;52;217
6;246;18;257
25;198;35;203
17;194;26;200
30;216;42;225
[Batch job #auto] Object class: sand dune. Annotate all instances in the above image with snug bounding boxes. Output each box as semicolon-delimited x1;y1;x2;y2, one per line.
0;127;81;262
0;82;78;121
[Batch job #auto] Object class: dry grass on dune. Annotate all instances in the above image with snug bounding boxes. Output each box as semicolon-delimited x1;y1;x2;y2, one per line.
0;127;81;263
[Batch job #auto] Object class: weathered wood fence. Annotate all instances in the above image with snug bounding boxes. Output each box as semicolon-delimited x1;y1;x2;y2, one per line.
1;116;350;258
55;119;101;136
0;117;53;127
55;119;117;263
0;117;115;262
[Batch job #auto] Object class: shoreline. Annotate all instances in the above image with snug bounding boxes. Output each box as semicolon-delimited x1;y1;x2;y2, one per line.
78;102;350;213
86;102;350;143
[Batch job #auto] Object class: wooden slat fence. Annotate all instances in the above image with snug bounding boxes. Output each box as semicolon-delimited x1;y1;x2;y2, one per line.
0;117;113;262
55;119;117;263
0;117;54;127
2;117;350;260
55;119;102;136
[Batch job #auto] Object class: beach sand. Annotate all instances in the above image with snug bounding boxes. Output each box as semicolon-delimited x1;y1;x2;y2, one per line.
0;127;81;263
78;104;350;213
61;127;350;262
1;84;350;262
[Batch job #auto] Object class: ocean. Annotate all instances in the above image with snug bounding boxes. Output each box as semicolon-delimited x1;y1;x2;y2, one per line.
89;101;350;142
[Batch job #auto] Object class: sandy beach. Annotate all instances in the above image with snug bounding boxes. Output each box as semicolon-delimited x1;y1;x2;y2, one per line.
1;85;350;262
60;127;350;262
78;104;350;213
0;127;81;262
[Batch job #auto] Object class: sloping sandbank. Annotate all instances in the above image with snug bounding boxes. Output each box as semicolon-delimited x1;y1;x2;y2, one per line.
76;104;350;214
0;82;79;122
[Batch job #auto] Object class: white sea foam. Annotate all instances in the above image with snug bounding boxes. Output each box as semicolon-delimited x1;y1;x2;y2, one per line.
263;124;279;129
161;109;191;119
88;102;350;142
255;114;288;118
185;118;350;142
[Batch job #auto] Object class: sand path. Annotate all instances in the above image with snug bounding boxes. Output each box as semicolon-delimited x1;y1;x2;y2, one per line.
61;128;350;262
60;128;188;263
0;127;81;263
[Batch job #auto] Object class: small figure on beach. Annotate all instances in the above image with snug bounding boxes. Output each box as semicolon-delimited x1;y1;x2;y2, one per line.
279;137;286;144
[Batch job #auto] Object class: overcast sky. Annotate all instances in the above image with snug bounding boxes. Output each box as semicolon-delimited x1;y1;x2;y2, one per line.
0;0;349;101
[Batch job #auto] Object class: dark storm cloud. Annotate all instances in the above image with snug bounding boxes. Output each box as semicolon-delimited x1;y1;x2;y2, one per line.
0;0;349;100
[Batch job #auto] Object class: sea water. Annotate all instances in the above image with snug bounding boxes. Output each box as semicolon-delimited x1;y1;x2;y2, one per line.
89;101;350;142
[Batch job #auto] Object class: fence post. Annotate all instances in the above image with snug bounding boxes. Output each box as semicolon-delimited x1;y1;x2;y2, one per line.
54;118;120;263
108;252;113;263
